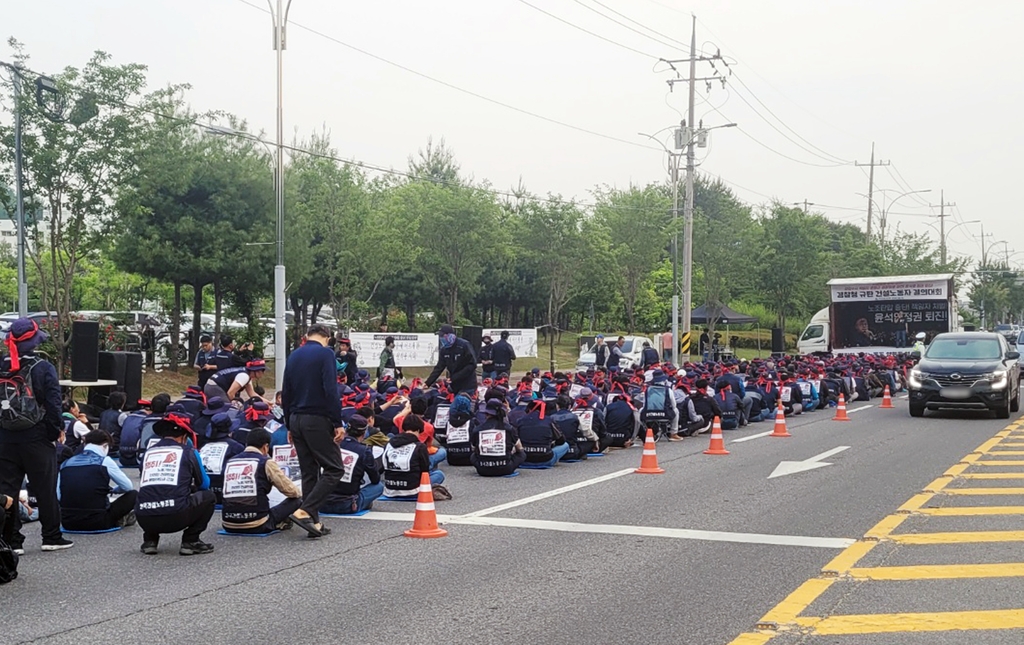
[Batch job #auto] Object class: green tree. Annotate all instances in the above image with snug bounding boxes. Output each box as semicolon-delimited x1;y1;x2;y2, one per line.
755;204;829;331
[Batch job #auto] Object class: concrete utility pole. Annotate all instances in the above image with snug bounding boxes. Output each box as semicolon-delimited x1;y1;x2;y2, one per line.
270;0;293;390
930;190;956;265
855;143;889;236
792;200;814;214
11;67;27;317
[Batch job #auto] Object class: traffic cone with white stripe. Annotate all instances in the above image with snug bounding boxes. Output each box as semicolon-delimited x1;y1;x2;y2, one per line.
634;428;665;474
880;385;894;409
833;393;851;421
404;472;448;539
770;400;791;438
703;416;730;455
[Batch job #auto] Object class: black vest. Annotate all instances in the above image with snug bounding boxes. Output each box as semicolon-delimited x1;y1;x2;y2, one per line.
604;400;636;444
549;410;582;459
136;439;198;517
382;439;426;495
212;366;246;392
444;414;474;466
516;411;555;463
59;451;110;526
221;451;272;525
332;438;373;498
471;421;515;472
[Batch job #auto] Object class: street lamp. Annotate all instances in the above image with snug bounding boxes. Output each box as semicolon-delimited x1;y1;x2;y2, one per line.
271;0;293;390
921;218;979;264
857;188;931;258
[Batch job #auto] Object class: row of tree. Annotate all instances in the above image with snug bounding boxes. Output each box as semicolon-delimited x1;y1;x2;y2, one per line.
1;43;1012;373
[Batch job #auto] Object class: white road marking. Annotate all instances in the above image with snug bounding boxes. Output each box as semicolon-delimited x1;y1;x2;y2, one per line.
337;512;854;549
768;446;851;479
846;405;874;414
460;468;636;518
732;430;774;443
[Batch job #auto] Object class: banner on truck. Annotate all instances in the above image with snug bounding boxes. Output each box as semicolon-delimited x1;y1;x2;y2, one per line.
349;333;439;368
482;328;538;358
832;300;949;349
830;280;948;303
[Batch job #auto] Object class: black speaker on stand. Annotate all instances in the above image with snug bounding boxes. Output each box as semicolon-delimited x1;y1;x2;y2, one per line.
71;321;100;382
460;325;483;362
771;327;785;357
124;352;143;406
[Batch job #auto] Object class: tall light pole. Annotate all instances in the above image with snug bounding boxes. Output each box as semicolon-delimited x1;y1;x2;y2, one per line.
10;65;27;317
270;0;292;389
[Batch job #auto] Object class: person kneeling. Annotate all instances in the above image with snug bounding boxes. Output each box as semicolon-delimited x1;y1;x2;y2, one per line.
221;429;302;535
58;430;137;532
322;415;384;515
515;399;569;467
471;399;526;477
382;416;444;498
135;414;216;556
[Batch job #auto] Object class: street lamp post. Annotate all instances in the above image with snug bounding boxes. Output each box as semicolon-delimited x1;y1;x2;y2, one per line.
270;0;292;390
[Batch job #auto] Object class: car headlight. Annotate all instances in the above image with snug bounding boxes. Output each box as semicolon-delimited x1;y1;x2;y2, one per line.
989;370;1008;390
909;369;923;388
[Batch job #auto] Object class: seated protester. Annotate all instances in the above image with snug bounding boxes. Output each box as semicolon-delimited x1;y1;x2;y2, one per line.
507;391;534;428
232;400;272;446
54;428;75;466
714;379;744;430
118;401;152;468
221;428;302;535
57;430;137;532
573;388;611;453
382;415;444;498
822;372;845;406
61;398;92;452
203;360;268;404
374;392;407;436
515;399;569;468
198;413;246;506
471;398;526;477
604;392;639;448
321;415;384;515
98;392;128;459
841;371;863;403
138;393;172;460
177;386;207;421
427;394;451;445
743;380;770;423
135;412;216;556
759;377;780;413
549;395;586;461
795;374;820;412
444;395;476;467
780;374;804;416
853;371;871;401
395;397;447;471
686;379;722;436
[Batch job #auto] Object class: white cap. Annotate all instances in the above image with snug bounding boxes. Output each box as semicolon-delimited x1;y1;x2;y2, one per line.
915;332;926;340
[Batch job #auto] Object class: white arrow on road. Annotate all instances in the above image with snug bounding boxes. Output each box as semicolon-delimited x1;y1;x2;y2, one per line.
768;446;850;479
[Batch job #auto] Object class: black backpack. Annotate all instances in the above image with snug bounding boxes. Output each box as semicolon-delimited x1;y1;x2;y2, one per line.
641;384;676;424
0;536;18;584
0;357;45;432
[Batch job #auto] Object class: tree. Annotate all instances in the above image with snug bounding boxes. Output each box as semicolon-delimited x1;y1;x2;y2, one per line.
755;204;829;331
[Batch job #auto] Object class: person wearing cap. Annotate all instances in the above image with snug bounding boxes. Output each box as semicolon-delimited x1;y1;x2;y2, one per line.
99;391;128;459
0;318;72;553
199;412;246;505
211;359;268;404
281;323;346;539
57;430;137;532
912;332;927;355
383;415;444;496
321;415;383;515
685;379;721;436
135;412;216;556
491;331;518;377
604;388;639;448
118;400;152;468
515;399;568;467
377;336;397;382
335;336;359;387
471;398;525;477
221;428;302;535
548;395;585;460
193;335;218;389
714;378;744;430
478;335;496;380
425;324;478;396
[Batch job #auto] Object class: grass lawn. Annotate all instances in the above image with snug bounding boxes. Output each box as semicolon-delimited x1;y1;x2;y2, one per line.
142;360;278;399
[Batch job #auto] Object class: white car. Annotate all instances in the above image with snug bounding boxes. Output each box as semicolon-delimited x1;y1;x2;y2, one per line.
576;335;656;371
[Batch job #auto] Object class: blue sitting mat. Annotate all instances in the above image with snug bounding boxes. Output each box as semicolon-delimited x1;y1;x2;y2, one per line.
586;453;606;458
62;526;122;535
321;509;371;518
560;459;582;463
215;504;223;511
380;495;418;502
519;462;553;470
217;529;281;537
501;471;520;478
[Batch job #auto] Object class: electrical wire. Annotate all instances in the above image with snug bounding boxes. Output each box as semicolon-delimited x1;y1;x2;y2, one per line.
886;163;933;208
513;0;661;60
580;0;691;52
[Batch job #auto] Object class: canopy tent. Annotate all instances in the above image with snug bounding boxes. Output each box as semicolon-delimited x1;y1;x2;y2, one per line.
689;304;758;326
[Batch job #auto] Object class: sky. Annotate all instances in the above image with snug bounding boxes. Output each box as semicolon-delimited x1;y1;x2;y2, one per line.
5;0;1022;266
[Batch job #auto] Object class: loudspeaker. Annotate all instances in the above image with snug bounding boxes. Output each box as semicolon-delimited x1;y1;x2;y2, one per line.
771;327;785;354
460;325;483;362
98;351;128;388
71;321;100;382
124;352;143;406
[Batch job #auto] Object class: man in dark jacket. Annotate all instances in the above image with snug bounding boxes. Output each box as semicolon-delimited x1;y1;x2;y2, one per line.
425;324;478;395
0;318;73;553
323;415;383;514
592;335;609;370
640;341;659;370
479;336;496;380
490;331;518;376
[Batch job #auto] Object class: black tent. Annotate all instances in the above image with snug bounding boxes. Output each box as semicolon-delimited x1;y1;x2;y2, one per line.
690;304;758;325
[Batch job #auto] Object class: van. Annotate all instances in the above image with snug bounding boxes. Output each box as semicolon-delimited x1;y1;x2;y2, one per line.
797;308;830;355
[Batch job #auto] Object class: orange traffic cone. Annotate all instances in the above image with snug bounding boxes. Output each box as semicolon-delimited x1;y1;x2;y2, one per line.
770;401;791;438
880;385;894;409
703;416;730;455
833;393;851;421
634;428;665;474
404;472;448;539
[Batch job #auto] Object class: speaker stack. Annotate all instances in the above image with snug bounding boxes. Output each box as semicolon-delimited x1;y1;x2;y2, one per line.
71;321;100;382
460;325;483;362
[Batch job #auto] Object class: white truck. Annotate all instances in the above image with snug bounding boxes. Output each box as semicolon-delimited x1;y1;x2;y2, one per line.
797;273;960;355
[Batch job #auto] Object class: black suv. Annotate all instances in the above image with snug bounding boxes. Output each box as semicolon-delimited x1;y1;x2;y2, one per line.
908;332;1021;419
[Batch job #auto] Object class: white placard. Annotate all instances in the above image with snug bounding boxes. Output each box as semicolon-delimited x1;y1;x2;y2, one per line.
433;405;450;430
830;280;948;302
569;384;583;399
140;447;183;487
272;444;302;481
573;410;594;435
482;328;538;358
348;333;440;368
199;442;229;476
223;459;259;498
478;429;506;456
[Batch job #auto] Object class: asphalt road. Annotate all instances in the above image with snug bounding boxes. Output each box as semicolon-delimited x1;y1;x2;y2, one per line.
4;397;1023;645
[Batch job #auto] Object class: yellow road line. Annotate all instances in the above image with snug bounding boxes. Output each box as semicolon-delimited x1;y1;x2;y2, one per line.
994;442;1024;447
979;450;1024;456
757;578;835;626
794;609;1024;635
975;460;1024;466
898;493;936;512
864;515;908;539
848;562;1024;580
725;633;774;645
822;540;877;573
916;505;1024;515
959;473;1024;479
942;487;1024;495
890;530;1024;544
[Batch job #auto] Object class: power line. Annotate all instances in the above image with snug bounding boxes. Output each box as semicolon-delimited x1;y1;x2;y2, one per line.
233;0;662;152
582;0;691;52
514;0;660;60
886;163;932;208
733;125;849;168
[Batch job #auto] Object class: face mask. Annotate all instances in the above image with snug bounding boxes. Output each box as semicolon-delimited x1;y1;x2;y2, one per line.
440;333;456;348
98;444;109;458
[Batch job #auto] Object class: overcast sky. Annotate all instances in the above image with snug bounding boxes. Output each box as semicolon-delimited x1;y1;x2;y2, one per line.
7;0;1022;265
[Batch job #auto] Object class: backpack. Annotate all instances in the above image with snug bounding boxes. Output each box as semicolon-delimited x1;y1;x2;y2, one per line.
0;536;17;584
640;384;676;424
0;357;45;432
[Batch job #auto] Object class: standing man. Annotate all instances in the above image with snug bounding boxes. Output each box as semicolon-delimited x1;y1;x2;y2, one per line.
699;328;711;362
193;335;218;389
491;331;518;377
281;323;346;538
479;336;496;380
377;335;397;381
425;324;477;396
592;335;608;370
661;329;673;363
0;318;73;553
606;337;626;372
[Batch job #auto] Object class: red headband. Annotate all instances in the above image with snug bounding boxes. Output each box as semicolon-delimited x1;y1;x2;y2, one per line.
5;321;38;372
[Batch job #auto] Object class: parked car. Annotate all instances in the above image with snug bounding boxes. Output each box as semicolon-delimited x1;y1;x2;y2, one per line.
908;331;1021;419
0;311;58;334
576;335;656;371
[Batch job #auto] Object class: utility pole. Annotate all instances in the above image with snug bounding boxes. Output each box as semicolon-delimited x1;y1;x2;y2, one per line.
792;200;813;214
661;14;731;361
670;149;679;366
855;143;889;236
11;67;27;317
979;223;993;330
270;0;292;390
930;190;956;265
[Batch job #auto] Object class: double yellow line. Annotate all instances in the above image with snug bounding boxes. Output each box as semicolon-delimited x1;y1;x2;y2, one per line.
728;418;1024;643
